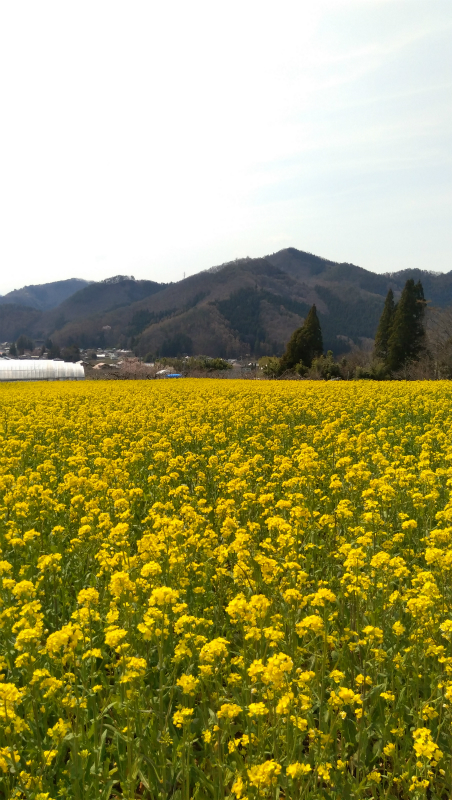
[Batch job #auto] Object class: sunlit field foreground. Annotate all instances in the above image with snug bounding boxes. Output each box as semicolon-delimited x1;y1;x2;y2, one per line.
2;380;452;799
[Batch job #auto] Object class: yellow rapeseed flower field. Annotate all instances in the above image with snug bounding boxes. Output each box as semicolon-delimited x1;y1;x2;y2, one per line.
1;379;452;799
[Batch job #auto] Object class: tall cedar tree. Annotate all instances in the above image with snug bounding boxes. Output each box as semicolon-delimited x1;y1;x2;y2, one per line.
279;304;323;373
387;279;426;372
374;288;395;362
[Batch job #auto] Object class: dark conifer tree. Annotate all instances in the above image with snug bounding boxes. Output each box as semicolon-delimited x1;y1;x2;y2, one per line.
374;288;395;362
302;305;323;363
279;305;323;373
387;279;426;372
16;334;34;355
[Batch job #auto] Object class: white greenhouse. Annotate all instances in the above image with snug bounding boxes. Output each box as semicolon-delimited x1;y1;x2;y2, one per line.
0;360;85;382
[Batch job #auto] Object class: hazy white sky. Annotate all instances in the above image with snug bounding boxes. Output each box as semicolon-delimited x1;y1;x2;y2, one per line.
0;0;451;294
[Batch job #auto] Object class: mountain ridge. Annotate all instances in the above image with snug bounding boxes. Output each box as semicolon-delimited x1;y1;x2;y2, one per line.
0;278;92;311
1;248;451;356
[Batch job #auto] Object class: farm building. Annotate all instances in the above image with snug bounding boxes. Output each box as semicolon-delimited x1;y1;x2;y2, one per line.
0;360;85;382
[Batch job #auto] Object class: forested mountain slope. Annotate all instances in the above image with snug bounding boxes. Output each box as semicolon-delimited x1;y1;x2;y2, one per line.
0;278;91;311
1;249;451;357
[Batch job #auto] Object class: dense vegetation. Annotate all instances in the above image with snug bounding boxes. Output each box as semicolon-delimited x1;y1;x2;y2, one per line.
271;280;430;381
278;306;323;375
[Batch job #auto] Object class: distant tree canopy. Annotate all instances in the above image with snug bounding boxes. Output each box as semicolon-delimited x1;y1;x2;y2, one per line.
202;358;232;371
61;344;80;363
278;305;323;373
374;280;426;373
45;339;61;359
158;333;193;358
16;335;34;355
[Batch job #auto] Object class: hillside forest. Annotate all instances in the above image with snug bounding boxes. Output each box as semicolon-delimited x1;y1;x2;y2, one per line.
2;249;452;371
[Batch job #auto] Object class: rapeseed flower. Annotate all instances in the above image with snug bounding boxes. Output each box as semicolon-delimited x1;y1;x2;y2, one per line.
1;379;452;797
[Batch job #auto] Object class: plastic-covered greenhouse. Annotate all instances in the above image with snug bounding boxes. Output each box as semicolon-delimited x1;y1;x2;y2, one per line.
0;360;85;381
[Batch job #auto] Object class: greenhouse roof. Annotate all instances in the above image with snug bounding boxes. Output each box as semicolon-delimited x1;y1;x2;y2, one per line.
0;360;85;381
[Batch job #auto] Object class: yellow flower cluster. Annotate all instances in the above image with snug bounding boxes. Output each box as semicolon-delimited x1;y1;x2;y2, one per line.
1;379;452;798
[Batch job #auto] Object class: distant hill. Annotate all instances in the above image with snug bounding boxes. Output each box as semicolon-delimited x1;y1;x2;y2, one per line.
0;305;42;342
0;276;166;347
0;278;91;311
38;276;166;339
1;250;452;356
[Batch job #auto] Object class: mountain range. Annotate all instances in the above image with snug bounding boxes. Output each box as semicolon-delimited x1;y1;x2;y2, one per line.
1;249;451;357
0;278;92;311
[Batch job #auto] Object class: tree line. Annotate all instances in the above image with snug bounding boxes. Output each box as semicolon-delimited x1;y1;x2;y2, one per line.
7;336;81;362
374;280;425;373
264;278;428;379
